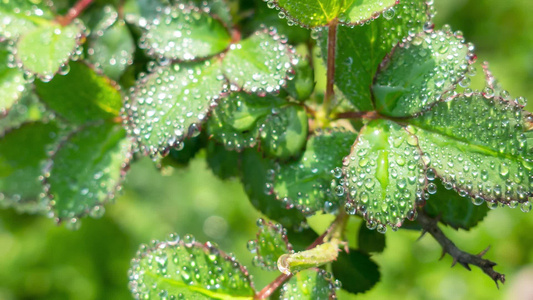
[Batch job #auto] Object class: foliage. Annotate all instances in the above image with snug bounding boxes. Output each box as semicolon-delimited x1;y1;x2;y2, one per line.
0;0;532;298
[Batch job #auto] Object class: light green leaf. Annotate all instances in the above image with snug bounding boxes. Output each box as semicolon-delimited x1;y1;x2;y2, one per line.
87;6;135;81
373;28;473;117
0;121;63;213
35;61;122;124
271;0;397;28
408;92;533;205
343;120;425;231
140;5;231;61
273;130;356;214
260;104;308;159
44;122;133;221
284;57;315;101
319;0;430;111
207;92;285;151
241;149;307;229
15;20;85;80
222;29;296;94
125;59;226;156
280;269;337;299
129;235;255;299
424;179;489;230
332;250;380;295
0;91;47;133
0;0;54;40
248;218;292;271
0;44;26;115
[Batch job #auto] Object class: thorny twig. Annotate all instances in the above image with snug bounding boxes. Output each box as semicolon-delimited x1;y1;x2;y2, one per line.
417;210;506;288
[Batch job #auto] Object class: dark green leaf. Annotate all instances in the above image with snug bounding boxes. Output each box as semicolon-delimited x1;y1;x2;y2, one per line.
0;91;47;133
0;121;63;213
280;269;337;299
248;218;292;271
222;29;296;94
190;0;233;27
260;104;308;159
319;0;430;111
87;6;135;81
343;120;425;231
284;57;315;101
424;179;489;230
271;0;397;28
332;250;380;295
0;44;26;115
123;0;168;23
206;141;241;179
44;122;133;222
408;92;533;206
129;235;255;299
125;59;226;156
358;222;386;253
373;28;473;117
241;148;306;229
273;130;356;214
161;134;206;168
15;21;85;80
35;61;122;124
140;5;232;61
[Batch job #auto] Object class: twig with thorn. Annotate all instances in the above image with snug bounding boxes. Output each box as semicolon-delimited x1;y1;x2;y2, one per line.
417;210;506;288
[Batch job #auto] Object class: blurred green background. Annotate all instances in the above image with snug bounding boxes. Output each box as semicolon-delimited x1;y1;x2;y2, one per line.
1;0;533;299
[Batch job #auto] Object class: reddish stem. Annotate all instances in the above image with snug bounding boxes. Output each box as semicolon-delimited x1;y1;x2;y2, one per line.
324;19;338;115
335;111;379;120
57;0;94;26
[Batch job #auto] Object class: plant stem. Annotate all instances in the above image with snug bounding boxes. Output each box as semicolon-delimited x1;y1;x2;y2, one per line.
417;210;505;287
323;19;338;117
57;0;94;26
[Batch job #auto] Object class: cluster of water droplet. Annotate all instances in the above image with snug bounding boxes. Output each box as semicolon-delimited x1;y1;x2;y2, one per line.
129;234;255;299
338;0;401;26
0;0;53;41
87;5;134;80
247;218;293;271
124;60;227;157
410;93;533;206
139;4;231;61
0;43;26;114
279;269;341;300
222;27;297;95
343;121;425;233
41;124;133;229
374;26;474;116
268;129;356;215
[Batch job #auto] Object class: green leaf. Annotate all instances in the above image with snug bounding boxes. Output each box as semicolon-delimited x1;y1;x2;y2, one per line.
129;235;255;299
161;134;206;168
332;250;380;295
319;0;430;111
125;59;226;156
123;0;168;24
0;91;47;133
0;44;26;115
280;269;337;299
222;29;296;94
373;28;473;117
273;130;356;214
35;61;122;124
343;120;425;231
248;218;292;271
241;149;307;229
15;21;85;80
0;121;63;213
358;222;386;253
206;141;241;180
140;5;232;61
271;0;397;28
260;104;308;159
190;0;233;28
284;57;315;101
44;122;133;222
87;6;135;81
424;179;489;230
0;0;54;40
407;92;533;206
207;92;285;151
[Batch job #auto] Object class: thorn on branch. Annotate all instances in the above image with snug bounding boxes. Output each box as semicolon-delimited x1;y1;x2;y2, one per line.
417;210;506;288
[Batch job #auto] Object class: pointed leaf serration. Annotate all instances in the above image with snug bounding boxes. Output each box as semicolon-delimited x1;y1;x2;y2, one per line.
129;235;255;299
343;120;426;231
